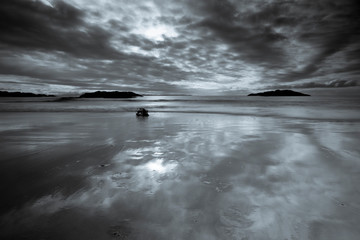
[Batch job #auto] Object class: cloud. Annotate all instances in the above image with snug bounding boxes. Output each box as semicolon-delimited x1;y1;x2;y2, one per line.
185;0;288;66
0;0;129;59
0;0;359;94
294;79;359;88
0;0;195;93
276;0;360;82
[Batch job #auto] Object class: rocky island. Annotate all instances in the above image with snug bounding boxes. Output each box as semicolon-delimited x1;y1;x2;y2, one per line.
0;91;55;97
79;91;143;98
248;89;310;96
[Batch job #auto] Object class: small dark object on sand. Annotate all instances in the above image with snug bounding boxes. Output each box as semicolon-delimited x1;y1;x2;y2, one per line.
136;108;149;117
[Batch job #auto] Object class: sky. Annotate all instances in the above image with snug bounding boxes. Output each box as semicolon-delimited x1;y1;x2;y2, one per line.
0;0;359;95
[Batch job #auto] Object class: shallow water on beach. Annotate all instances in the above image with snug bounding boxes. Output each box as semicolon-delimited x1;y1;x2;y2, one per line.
0;96;360;239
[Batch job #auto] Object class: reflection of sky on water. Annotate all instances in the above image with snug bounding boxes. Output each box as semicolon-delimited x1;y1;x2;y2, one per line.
1;113;360;239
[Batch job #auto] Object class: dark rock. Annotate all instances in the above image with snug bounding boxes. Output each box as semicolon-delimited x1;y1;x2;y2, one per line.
0;91;55;97
248;89;310;96
107;223;132;239
136;108;149;117
79;91;142;98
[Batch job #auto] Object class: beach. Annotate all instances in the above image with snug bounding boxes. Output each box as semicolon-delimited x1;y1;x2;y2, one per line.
0;96;360;239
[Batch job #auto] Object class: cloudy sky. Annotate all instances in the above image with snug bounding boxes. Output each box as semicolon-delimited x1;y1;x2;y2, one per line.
0;0;359;95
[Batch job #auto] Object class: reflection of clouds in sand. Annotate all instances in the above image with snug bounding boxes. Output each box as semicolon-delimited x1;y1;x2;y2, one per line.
144;158;176;173
233;131;360;239
108;144;180;195
2;116;263;238
237;134;318;238
3;115;360;239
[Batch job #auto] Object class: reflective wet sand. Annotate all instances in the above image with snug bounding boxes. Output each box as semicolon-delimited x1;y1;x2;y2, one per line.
0;112;359;239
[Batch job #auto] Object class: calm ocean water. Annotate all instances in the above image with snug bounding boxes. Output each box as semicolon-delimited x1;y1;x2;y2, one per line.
0;95;359;120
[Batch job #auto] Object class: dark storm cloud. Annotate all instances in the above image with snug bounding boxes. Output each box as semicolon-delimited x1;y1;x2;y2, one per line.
277;0;360;82
0;0;119;59
186;0;288;66
182;0;360;87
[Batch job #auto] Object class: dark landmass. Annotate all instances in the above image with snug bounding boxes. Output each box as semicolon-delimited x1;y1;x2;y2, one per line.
79;91;143;98
248;89;310;96
0;91;55;97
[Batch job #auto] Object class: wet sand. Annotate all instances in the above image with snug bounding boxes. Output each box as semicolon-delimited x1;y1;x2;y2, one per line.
0;112;359;239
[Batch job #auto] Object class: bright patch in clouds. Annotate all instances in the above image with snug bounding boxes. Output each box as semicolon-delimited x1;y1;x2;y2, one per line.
138;25;178;42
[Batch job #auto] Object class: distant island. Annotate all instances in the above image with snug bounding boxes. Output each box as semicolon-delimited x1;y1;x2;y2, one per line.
79;91;143;98
248;89;310;96
0;91;55;97
0;90;144;99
